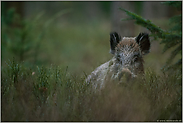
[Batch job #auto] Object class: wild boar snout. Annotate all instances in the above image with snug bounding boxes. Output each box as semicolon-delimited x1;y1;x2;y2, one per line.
118;68;137;82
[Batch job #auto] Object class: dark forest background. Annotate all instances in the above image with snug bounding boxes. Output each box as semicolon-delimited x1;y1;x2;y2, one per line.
2;1;180;75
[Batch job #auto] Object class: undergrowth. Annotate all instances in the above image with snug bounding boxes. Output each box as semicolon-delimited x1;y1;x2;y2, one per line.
1;60;182;121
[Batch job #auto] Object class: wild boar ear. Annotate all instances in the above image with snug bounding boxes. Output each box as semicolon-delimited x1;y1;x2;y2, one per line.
136;33;151;55
110;32;121;54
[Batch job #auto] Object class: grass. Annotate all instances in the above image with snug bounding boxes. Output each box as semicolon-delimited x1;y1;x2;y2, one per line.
1;11;182;121
1;59;182;121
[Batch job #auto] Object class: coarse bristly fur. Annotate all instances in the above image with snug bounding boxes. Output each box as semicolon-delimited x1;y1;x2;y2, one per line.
86;32;151;90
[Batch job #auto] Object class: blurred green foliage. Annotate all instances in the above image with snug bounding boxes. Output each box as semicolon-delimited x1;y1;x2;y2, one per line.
2;8;37;63
1;7;111;75
2;8;71;66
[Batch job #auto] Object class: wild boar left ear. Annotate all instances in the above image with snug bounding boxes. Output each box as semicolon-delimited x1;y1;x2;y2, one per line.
110;32;121;54
136;33;151;55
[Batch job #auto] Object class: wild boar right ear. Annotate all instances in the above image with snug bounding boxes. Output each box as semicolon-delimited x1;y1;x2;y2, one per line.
136;33;151;55
110;32;121;54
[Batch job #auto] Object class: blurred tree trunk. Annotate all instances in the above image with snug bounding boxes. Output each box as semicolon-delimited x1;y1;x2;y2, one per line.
141;1;175;32
84;2;104;20
110;2;135;37
142;2;171;20
23;2;63;18
23;1;44;18
2;2;24;18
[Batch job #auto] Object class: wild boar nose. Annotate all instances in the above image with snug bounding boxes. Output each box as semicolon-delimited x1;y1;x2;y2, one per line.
118;68;133;82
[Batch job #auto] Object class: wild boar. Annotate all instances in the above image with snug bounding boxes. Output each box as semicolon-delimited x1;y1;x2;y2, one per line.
86;32;151;89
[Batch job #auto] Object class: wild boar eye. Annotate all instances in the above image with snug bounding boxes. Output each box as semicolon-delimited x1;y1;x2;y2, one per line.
117;54;120;58
133;57;138;62
133;54;140;62
116;54;122;64
116;54;120;61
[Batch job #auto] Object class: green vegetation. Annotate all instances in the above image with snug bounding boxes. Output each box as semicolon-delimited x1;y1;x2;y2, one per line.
2;8;71;65
1;4;182;121
1;8;111;75
2;60;182;121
